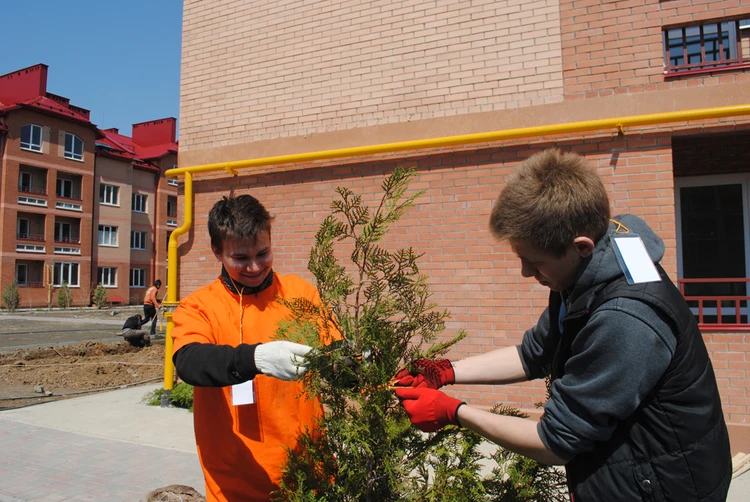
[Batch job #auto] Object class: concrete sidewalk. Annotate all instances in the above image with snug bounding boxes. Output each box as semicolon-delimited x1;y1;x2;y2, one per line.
0;384;204;501
1;383;748;501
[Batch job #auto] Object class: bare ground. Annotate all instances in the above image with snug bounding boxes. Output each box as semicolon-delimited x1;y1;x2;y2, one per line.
0;307;166;409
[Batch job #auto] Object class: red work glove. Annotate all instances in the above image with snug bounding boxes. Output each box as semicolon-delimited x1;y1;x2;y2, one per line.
395;387;465;433
392;359;455;389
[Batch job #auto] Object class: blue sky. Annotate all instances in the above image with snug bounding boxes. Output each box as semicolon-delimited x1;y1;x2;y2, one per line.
1;1;182;137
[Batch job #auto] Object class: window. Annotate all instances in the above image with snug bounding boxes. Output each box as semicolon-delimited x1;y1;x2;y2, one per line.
54;246;80;255
16;244;45;253
167;196;177;217
16;264;28;285
20;124;42;152
130;268;146;288
99;184;119;205
57;178;73;198
55;222;71;242
167;178;179;187
53;262;79;287
18;195;47;207
675;174;749;325
64;133;83;161
17;218;29;239
19;172;32;191
98;267;117;287
166;230;173;251
98;225;118;246
664;19;750;74
131;231;147;250
132;193;147;212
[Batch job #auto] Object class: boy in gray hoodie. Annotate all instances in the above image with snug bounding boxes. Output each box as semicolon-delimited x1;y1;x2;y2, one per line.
395;149;731;501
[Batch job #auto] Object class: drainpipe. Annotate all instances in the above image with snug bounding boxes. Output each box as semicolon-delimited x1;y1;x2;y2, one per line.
160;104;750;389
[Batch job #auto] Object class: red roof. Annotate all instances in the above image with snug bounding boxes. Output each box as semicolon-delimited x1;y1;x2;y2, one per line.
136;142;178;160
96;130;160;174
0;95;104;138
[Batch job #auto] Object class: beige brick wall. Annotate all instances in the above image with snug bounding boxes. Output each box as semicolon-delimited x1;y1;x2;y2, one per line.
180;0;564;152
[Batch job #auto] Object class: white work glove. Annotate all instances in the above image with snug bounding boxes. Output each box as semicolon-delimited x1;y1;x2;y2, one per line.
254;341;312;381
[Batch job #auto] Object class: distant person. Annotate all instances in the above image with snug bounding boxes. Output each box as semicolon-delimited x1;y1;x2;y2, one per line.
143;279;162;336
172;194;337;502
121;314;150;347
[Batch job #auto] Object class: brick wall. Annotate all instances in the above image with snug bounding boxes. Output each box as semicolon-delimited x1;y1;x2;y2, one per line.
0;108;96;307
560;0;750;99
177;136;681;410
180;0;564;152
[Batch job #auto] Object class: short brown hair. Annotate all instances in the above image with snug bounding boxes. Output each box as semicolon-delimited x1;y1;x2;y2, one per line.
489;149;610;256
208;195;274;253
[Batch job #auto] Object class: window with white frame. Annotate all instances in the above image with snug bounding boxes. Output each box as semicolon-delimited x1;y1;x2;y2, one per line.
64;133;84;161
99;184;119;205
55;222;73;243
16;264;28;285
167;178;179;187
675;174;750;323
20;125;42;152
98;267;117;287
53;262;79;287
19;171;32;191
98;225;118;246
132;193;147;212
130;268;146;288
131;231;147;250
167;195;177;217
57;178;73;198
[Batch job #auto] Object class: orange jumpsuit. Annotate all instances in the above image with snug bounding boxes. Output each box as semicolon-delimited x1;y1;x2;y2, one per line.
172;273;325;501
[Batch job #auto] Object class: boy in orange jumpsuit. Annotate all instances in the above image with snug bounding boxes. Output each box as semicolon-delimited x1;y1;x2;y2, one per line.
172;195;325;501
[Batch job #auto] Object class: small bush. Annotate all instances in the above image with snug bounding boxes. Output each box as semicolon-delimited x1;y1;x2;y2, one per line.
143;382;194;412
56;283;73;309
93;284;108;309
2;282;21;311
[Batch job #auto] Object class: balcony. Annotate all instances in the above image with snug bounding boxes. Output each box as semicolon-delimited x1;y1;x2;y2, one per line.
677;278;750;331
54;235;81;244
18;185;46;196
16;232;45;242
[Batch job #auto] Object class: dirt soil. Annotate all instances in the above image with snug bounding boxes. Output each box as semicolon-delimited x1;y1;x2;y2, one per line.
0;307;166;409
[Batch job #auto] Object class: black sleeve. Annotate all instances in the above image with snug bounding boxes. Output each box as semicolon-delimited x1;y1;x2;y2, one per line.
173;342;261;387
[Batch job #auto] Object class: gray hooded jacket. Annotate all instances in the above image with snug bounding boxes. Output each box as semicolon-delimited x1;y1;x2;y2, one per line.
517;214;677;460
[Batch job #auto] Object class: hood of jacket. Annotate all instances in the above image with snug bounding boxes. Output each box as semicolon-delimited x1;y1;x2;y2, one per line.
568;214;664;304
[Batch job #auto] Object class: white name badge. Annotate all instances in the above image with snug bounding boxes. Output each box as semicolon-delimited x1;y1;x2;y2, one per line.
612;234;661;284
231;380;255;406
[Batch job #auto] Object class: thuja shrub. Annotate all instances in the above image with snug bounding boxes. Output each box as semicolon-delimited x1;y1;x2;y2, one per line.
274;168;566;501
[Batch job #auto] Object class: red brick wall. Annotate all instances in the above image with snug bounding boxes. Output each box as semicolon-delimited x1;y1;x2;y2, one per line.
561;0;750;99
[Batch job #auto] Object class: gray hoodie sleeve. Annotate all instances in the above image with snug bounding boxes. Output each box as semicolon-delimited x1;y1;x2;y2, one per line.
537;297;675;461
517;306;558;380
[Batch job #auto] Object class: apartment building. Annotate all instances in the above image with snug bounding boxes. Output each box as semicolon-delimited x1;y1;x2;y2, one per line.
96;120;178;304
0;64;178;307
176;1;750;449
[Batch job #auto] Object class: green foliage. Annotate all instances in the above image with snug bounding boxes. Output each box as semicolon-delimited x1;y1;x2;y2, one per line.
483;407;568;501
2;282;21;311
93;284;108;309
170;382;195;411
142;383;194;412
56;282;73;309
274;167;566;501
